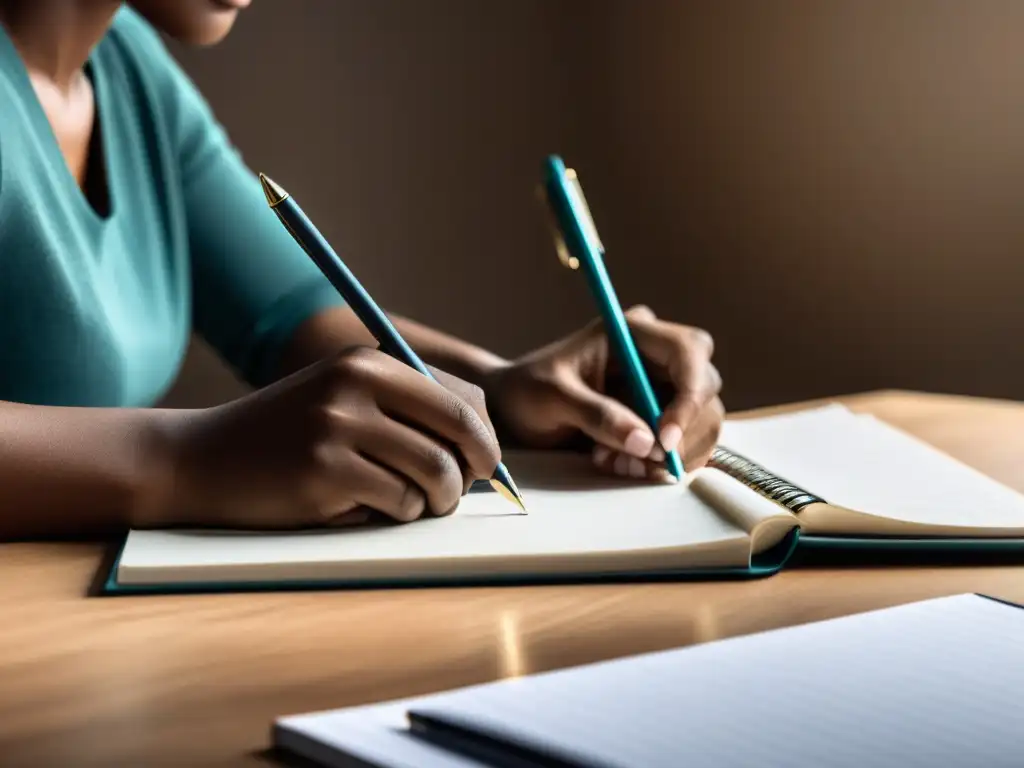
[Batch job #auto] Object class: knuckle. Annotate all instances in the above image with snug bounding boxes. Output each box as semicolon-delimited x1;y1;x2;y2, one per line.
302;409;347;465
626;304;656;321
346;344;380;362
423;450;464;513
548;370;577;400
448;393;483;437
307;439;336;474
330;346;381;384
438;370;486;408
464;381;486;406
448;395;500;470
321;405;366;441
422;443;461;482
396;485;426;522
687;327;715;355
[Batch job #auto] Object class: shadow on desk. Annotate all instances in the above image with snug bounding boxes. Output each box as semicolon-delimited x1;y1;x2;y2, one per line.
85;541;122;597
253;747;319;768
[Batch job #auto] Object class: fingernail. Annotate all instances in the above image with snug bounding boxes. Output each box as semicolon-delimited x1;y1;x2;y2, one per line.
629;458;646;478
649;445;665;462
659;424;683;453
624;428;655;459
593;445;611;466
613;453;631;476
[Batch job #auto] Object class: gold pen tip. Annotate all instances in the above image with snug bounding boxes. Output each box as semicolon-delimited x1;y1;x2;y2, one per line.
259;172;289;208
490;477;528;515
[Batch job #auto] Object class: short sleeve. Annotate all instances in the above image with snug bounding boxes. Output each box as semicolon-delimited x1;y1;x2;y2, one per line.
114;11;345;387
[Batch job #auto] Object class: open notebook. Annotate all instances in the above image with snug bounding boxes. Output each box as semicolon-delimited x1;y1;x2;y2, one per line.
271;594;1024;768
103;404;1024;594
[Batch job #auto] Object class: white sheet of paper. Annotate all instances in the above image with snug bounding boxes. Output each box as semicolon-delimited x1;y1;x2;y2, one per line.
396;594;1024;768
117;453;753;584
274;594;1024;768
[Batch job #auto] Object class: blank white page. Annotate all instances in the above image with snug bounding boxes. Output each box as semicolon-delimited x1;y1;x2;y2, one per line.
118;452;752;584
403;594;1024;768
719;405;1024;533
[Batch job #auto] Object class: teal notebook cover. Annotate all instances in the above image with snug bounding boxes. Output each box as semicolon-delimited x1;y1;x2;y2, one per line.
790;533;1024;569
799;535;1024;552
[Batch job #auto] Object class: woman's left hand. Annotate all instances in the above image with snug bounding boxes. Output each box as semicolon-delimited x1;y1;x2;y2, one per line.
481;305;724;480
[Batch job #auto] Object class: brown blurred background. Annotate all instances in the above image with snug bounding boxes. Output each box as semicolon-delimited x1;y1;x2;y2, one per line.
161;0;1024;412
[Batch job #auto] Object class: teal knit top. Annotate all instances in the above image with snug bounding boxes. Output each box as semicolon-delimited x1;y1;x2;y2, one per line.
0;7;343;407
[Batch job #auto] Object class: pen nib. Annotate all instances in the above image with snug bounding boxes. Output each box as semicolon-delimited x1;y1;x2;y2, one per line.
259;173;289;208
490;476;528;515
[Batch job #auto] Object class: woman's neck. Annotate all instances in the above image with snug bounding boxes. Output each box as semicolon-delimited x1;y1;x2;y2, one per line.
0;1;122;89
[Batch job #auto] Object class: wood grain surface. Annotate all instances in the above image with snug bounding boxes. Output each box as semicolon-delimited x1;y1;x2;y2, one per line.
3;390;1024;766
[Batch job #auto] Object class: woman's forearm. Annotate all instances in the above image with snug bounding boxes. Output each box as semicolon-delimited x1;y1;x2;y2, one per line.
280;306;510;386
0;401;176;540
2;307;506;540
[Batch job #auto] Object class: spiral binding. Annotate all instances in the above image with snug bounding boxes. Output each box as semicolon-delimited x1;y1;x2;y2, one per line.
709;446;824;512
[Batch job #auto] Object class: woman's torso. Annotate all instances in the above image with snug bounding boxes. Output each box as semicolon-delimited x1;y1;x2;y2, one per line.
0;14;191;407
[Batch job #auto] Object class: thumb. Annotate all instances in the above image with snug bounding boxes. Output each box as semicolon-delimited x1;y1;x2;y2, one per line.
555;374;662;460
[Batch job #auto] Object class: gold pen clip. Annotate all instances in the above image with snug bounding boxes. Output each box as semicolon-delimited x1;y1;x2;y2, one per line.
535;167;603;271
536;183;579;270
563;168;604;254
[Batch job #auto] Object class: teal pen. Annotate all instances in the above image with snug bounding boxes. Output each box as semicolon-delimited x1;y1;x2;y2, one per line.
539;155;684;479
259;173;527;514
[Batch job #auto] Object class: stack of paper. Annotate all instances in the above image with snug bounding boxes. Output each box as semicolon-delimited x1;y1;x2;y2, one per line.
274;593;1024;768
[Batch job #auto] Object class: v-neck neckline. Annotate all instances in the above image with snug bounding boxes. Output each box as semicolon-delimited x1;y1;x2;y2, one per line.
0;20;118;229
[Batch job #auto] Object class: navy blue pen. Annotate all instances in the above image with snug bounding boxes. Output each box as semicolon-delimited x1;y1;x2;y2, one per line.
259;173;527;514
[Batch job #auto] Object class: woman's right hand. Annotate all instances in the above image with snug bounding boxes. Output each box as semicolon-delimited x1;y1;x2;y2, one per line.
158;346;502;530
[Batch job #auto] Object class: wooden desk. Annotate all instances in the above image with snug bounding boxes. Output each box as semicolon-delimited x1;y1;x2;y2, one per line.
3;390;1024;766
